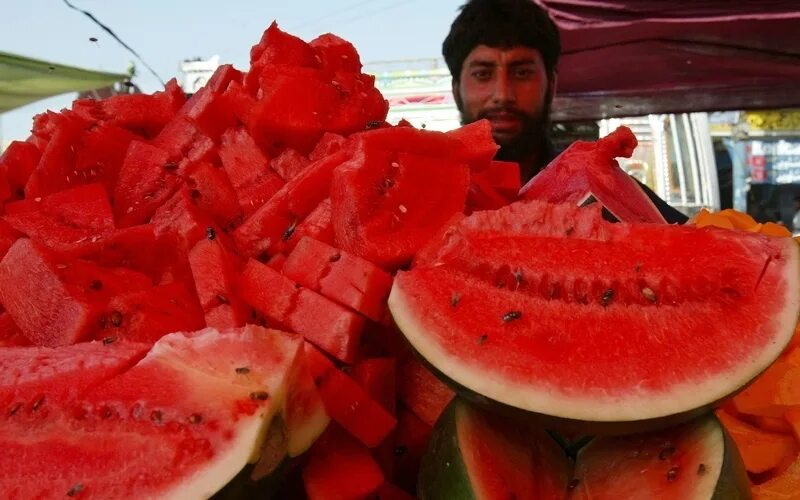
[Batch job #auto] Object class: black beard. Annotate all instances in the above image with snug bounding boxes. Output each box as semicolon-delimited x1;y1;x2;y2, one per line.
455;94;553;182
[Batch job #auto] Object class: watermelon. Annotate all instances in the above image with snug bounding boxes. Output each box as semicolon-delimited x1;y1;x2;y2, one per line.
570;413;750;499
330;127;471;269
0;326;301;499
418;398;571;500
389;200;800;432
0;140;40;201
519;126;666;224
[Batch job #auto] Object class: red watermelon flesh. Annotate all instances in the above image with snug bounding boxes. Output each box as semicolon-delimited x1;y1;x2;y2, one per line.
0;140;41;200
331;127;470;270
397;355;454;428
0;312;30;347
221;80;255;125
302;426;385;500
381;405;434;493
519;126;666;224
282;235;393;321
0;340;149;410
304;344;397;448
206;64;243;94
4;183;115;256
23;112;90;198
238;258;365;363
0;218;21;261
0;239;98;347
390;200;800;428
445;119;499;169
75;224;160;278
113;140;180;227
151;115;202;163
184;160;242;229
271;148;310;182
96;281;205;344
233;149;348;258
310;33;362;73
351;357;396;415
288;197;334;251
0;326;301;500
188;236;249;330
249;22;319;74
181;87;238;140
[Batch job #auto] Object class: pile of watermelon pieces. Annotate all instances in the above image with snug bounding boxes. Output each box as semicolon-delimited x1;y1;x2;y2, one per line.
0;22;528;498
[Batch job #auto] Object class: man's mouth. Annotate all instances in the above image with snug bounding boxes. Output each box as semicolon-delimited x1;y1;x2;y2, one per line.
482;110;523;131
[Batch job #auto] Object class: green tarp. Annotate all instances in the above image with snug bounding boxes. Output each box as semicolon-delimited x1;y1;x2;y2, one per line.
0;51;127;113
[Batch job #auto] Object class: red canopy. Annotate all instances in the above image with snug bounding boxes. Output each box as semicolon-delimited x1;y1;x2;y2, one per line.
537;1;800;121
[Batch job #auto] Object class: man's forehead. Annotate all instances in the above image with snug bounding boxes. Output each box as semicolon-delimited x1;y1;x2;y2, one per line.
463;44;544;66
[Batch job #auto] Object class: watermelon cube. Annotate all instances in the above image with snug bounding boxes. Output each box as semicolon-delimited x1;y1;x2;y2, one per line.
288;198;334;251
238;259;365;363
181;87;238;140
0;312;31;347
0;140;40;200
352;357;396;415
234;149;348;258
397;355;454;427
4;183;115;257
184;161;242;229
188;237;248;330
0;239;98;346
302;426;385;500
270;148;310;182
114;141;180;227
282;236;393;321
206;64;244;94
305;344;397;448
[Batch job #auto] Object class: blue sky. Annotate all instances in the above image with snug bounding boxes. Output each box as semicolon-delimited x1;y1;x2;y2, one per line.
1;0;464;144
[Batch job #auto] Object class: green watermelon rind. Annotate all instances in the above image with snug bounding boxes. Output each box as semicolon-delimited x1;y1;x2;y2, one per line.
388;217;800;432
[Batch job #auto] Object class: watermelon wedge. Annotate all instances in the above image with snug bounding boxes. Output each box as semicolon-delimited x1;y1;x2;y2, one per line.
418;398;571;499
519;126;667;224
570;413;750;499
0;326;302;499
389;200;800;432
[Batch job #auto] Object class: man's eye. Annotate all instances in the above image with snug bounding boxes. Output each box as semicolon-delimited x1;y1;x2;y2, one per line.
471;70;492;81
513;68;535;79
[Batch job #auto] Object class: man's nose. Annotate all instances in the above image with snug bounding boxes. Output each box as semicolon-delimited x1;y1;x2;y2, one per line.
491;73;515;105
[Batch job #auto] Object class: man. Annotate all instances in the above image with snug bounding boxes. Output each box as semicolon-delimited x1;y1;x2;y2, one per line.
442;0;688;224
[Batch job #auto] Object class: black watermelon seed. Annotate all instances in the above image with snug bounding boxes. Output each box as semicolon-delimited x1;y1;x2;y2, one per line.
282;221;297;241
450;293;460;307
568;478;580;489
477;334;488;345
329;253;341;263
697;463;707;475
67;483;84;497
235;367;251;374
89;280;103;291
8;402;23;416
216;294;228;304
601;289;615;307
250;391;270;401
188;413;203;424
102;336;117;345
110;310;123;327
32;396;45;411
502;311;522;323
206;227;217;240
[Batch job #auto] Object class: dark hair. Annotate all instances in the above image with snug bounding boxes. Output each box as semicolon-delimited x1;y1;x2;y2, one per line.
443;0;561;81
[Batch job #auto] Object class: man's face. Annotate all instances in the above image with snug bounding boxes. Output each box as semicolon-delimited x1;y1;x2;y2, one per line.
453;44;553;156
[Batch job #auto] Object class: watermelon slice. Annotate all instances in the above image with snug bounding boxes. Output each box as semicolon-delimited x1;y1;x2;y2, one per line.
0;326;301;499
570;413;750;499
418;398;571;499
519;126;667;224
389;200;800;432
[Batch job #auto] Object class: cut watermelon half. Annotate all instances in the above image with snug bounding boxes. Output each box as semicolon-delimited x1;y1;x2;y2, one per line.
519;126;667;224
390;200;800;432
0;326;302;499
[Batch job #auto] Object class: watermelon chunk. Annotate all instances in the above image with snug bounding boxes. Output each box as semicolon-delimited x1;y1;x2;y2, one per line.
330;126;470;269
288;197;334;251
183;160;242;229
181;87;238;140
519;126;667;224
188;236;248;330
96;281;205;344
390;200;800;432
0;312;30;347
282;236;393;321
113;140;180;227
4;183;115;257
238;258;365;363
233;149;348;259
302;426;385;500
0;239;99;346
0;140;40;200
445;119;499;169
0;326;301;499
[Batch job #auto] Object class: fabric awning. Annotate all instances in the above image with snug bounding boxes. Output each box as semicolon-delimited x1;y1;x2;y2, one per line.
536;1;800;121
0;51;127;113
